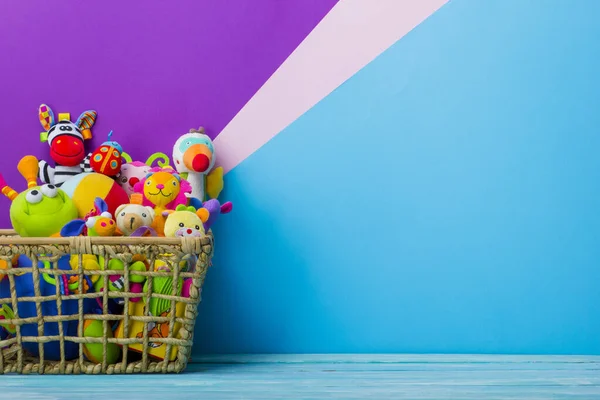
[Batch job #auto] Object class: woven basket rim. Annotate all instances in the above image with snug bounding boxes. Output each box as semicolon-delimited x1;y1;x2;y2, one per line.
0;229;213;246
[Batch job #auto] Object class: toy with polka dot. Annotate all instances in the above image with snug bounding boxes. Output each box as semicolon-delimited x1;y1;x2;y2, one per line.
0;103;233;363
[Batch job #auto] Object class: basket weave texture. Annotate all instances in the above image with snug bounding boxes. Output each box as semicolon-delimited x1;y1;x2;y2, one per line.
0;229;213;374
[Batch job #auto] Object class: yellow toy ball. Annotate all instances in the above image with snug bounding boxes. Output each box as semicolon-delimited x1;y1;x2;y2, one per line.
82;319;121;364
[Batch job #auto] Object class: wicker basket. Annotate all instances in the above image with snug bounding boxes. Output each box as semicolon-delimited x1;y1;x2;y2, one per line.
0;229;213;374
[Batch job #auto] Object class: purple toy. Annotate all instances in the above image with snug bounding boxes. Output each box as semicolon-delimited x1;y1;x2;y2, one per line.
130;226;158;237
202;199;232;231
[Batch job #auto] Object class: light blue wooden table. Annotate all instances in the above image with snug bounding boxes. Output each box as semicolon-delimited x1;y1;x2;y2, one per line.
1;355;599;399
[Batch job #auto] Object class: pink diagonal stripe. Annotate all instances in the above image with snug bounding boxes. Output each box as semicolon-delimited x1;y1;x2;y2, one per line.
214;0;449;173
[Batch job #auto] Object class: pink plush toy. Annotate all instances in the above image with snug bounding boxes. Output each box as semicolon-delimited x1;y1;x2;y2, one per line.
117;152;171;197
118;161;150;196
133;167;192;210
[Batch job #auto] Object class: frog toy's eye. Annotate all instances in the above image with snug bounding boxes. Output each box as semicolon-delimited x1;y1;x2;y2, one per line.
195;225;200;230
25;189;43;204
40;184;58;198
178;222;184;228
100;212;113;219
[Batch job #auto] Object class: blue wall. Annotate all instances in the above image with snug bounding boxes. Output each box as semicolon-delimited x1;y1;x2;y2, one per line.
195;0;600;355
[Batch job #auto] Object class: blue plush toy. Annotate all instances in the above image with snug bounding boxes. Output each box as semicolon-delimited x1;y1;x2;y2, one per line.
0;255;97;361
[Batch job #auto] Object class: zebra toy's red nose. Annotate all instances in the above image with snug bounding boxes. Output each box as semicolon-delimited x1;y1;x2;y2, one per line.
50;136;85;166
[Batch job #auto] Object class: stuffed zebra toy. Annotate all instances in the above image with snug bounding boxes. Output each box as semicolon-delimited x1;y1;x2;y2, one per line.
38;104;97;187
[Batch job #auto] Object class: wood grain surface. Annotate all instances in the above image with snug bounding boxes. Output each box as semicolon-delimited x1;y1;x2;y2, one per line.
0;354;599;399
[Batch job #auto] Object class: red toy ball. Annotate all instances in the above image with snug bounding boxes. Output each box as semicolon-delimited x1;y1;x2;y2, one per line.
90;144;122;177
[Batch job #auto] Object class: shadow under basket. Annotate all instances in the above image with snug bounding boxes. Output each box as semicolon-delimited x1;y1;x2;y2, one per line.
0;229;213;374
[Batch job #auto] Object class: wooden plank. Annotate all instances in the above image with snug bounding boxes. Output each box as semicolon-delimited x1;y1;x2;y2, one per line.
0;355;599;400
192;353;600;364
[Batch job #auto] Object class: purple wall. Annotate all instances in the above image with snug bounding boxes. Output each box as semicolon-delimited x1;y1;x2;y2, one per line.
0;0;336;227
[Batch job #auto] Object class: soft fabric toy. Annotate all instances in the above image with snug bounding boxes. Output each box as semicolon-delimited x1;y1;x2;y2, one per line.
163;204;209;237
0;256;19;283
0;255;97;360
117;153;170;196
59;194;147;306
108;197;154;302
37;104;97;187
172;127;224;201
17;155;40;189
201;198;233;231
68;254;102;285
59;172;130;219
152;205;207;274
85;131;124;177
0;255;95;360
94;256;148;305
60;197;116;237
81;319;121;364
132;167;191;236
59;198;118;299
0;302;16;338
113;204;203;360
115;202;155;236
133;167;191;210
145;152;171;168
0;157;78;237
118;161;151;196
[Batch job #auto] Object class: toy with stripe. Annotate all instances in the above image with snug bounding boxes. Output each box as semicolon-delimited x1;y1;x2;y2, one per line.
37;103;97;187
0;156;78;237
0;156;39;200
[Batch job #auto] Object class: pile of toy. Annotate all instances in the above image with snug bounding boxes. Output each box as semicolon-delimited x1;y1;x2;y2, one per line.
0;104;232;363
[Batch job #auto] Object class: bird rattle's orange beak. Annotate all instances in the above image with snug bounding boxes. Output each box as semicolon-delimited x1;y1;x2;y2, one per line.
183;144;213;173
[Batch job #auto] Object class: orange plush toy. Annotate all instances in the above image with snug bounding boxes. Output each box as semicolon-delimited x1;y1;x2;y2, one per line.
59;197;117;237
132;167;192;236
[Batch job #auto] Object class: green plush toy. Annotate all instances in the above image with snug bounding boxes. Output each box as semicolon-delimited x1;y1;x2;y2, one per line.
0;158;78;237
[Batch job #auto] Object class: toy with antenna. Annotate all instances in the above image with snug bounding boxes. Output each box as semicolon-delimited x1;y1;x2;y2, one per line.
87;130;125;177
0;156;79;237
